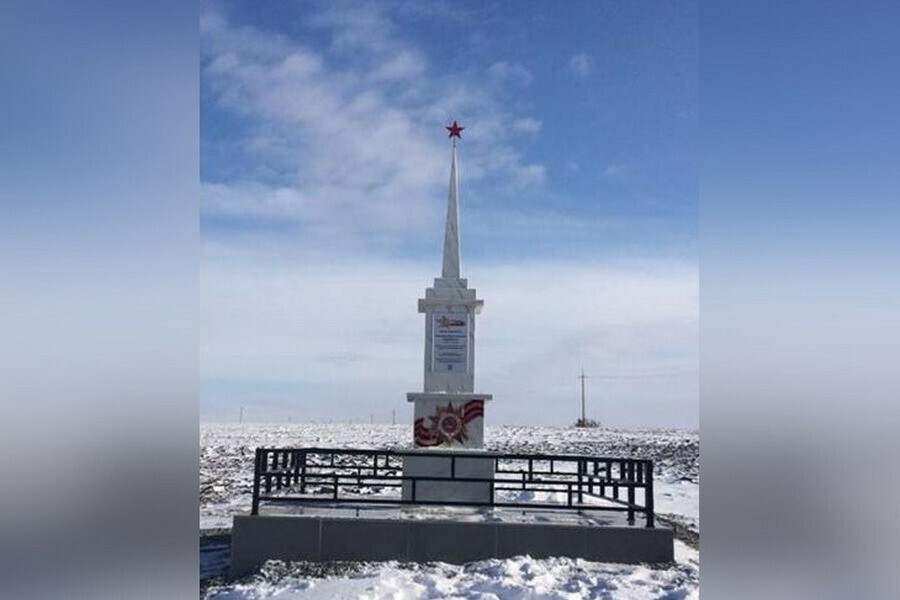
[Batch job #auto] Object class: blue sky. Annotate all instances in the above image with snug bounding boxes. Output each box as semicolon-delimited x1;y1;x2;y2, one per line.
200;0;698;427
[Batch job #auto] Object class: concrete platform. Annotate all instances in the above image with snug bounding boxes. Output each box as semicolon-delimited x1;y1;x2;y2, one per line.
229;512;674;578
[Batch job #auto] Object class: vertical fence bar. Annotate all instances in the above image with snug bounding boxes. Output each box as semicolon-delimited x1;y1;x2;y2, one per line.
627;463;636;524
300;451;307;493
645;460;655;528
275;451;283;491
289;450;296;485
281;451;287;490
251;448;262;515
264;450;272;494
577;459;584;504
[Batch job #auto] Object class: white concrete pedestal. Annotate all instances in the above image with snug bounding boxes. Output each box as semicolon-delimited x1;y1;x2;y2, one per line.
401;450;495;504
403;392;494;503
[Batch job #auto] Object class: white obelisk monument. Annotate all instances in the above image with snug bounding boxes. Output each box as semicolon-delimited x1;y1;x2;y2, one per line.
402;122;494;502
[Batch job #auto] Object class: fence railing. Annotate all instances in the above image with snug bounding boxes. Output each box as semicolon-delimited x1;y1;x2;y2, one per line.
251;447;656;528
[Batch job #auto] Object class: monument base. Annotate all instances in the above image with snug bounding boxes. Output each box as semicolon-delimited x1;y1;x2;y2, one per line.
401;451;495;504
230;514;675;578
404;392;494;503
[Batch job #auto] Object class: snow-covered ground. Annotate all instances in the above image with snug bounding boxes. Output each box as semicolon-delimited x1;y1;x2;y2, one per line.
203;548;699;599
200;424;699;599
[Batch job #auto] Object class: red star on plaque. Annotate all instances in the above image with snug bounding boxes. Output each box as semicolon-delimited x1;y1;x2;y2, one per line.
430;402;468;444
445;120;464;139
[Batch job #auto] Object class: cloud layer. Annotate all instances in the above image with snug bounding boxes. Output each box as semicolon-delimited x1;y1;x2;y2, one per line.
201;4;546;247
202;245;697;428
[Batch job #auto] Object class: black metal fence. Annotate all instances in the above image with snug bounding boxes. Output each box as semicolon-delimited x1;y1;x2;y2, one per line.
251;447;656;528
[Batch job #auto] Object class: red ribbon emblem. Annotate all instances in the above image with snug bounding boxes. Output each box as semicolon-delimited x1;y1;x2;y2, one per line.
414;400;484;447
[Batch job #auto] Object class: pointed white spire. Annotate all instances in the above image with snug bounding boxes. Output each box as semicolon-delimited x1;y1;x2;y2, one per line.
441;143;461;279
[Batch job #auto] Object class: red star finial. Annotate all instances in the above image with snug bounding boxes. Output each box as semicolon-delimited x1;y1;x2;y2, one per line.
446;120;464;139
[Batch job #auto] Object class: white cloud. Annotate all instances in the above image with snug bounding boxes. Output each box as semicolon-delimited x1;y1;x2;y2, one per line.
487;61;534;86
515;164;547;186
602;164;629;179
369;49;427;81
201;5;547;245
311;3;397;55
512;118;542;134
204;182;305;220
568;53;592;77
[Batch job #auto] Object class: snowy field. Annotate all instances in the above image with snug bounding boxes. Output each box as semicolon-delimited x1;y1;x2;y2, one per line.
200;424;699;599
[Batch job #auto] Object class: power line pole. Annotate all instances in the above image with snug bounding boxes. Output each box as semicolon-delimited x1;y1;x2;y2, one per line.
578;369;589;424
239;405;244;424
392;409;396;425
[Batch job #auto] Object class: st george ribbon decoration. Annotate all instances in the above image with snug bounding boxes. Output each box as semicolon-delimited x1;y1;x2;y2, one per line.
414;400;484;447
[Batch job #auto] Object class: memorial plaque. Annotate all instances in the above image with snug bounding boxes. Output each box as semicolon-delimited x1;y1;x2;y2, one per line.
432;311;469;373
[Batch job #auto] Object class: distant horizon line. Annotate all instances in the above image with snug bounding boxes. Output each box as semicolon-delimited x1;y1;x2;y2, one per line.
198;421;699;432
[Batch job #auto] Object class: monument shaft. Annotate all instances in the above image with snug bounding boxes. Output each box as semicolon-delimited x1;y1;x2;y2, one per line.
406;139;491;451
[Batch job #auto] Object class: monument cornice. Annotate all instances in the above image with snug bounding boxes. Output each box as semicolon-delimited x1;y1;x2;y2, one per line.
407;392;493;403
418;297;484;313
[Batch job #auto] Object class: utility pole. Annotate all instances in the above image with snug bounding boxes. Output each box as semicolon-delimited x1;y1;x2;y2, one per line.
392;409;396;425
578;369;589;424
239;405;244;424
